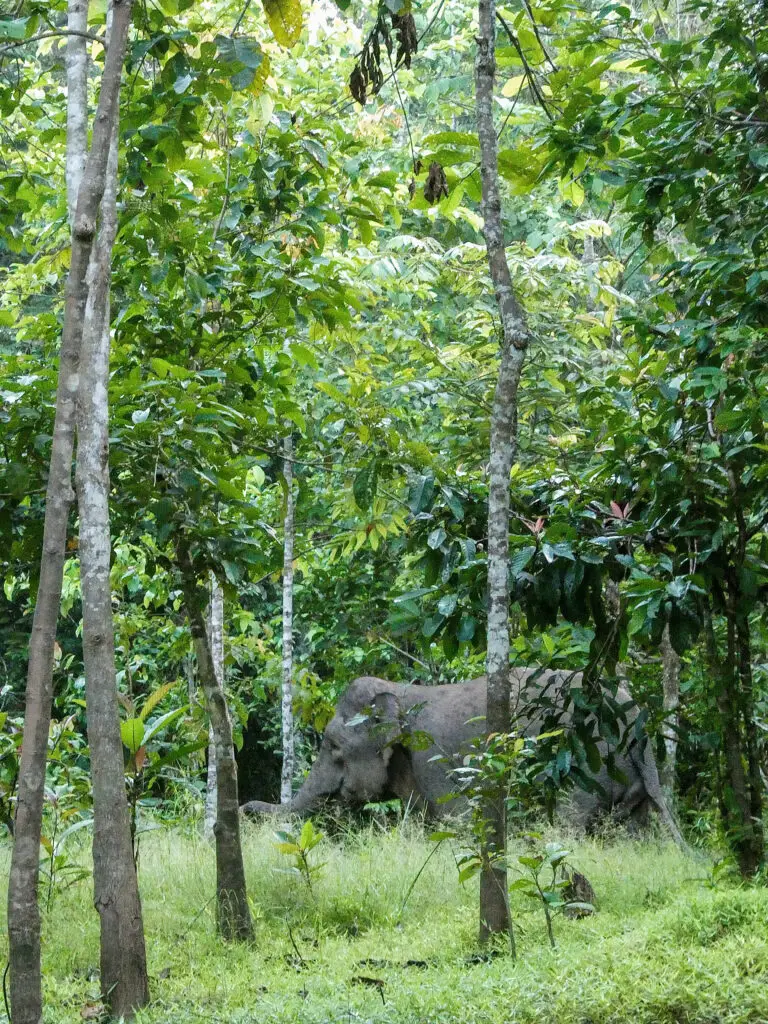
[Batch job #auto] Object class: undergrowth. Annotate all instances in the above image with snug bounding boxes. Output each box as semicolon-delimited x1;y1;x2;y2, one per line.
0;818;766;1024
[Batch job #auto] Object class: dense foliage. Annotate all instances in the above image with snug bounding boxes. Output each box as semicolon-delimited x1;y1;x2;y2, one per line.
0;0;767;966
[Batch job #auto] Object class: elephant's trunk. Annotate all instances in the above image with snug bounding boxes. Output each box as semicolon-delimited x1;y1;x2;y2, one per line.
241;744;341;817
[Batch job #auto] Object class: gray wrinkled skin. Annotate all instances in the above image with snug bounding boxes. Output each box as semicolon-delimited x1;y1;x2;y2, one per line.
242;671;683;844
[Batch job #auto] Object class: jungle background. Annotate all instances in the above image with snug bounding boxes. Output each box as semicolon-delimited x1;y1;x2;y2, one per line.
1;0;767;1020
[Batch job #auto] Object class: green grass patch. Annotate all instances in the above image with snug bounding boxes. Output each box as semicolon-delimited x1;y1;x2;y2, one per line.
1;820;766;1023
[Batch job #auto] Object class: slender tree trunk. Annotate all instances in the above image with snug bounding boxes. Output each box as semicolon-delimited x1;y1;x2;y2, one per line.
281;430;296;805
204;576;223;838
7;6;87;1022
178;545;253;940
735;613;764;861
474;0;529;946
75;5;150;1014
65;1;89;222
660;623;680;796
704;601;762;875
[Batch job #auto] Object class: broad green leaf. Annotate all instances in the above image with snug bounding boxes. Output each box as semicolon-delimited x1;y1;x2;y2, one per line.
301;138;328;168
457;615;476;643
408;472;435;514
427;527;446;550
261;0;302;48
353;461;378;511
121;719;145;754
501;74;526;98
440;182;465;218
0;17;29;40
142;706;189;746
290;343;318;369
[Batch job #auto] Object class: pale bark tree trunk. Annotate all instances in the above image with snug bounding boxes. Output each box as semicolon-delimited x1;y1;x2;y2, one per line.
660;622;680;796
204;575;223;838
281;430;296;805
75;4;149;1015
7;6;88;1022
66;1;89;221
475;0;529;946
179;544;253;940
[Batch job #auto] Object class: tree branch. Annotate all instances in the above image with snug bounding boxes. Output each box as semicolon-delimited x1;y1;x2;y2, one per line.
0;30;104;58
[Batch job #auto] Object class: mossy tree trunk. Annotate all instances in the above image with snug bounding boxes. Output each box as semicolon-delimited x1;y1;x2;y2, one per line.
178;543;254;940
474;0;529;945
8;3;149;1020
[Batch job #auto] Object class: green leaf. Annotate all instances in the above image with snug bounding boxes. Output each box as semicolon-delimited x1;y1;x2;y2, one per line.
510;545;536;577
353;461;378;511
215;34;268;91
121;719;145;754
441;488;465;521
275;842;299;854
261;0;302;47
457;615;476;643
290;343;318;369
139;681;178;721
408;472;435;514
422;613;445;638
518;854;544;869
142;706;189;746
367;171;399;188
509;878;535;892
585;740;602;774
427;527;446;550
0;18;29;40
301;138;328;168
440;182;464;217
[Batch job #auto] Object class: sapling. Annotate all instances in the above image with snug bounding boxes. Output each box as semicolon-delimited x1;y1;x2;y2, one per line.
275;819;325;898
510;836;594;948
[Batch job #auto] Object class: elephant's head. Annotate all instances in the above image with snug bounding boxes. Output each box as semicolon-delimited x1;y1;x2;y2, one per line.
323;679;401;805
242;677;402;817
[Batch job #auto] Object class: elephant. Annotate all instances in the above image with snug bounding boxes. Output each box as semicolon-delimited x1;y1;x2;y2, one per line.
242;671;683;844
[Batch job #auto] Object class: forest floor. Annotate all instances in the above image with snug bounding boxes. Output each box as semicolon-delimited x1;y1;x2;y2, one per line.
1;818;767;1024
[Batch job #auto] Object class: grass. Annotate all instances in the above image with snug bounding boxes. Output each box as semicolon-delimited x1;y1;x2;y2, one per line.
1;817;767;1024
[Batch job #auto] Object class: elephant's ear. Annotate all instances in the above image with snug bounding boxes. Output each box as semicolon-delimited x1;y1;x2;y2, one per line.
368;690;401;762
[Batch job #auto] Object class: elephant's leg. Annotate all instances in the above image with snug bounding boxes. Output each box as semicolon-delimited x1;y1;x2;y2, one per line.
386;746;431;814
559;788;602;833
608;778;650;831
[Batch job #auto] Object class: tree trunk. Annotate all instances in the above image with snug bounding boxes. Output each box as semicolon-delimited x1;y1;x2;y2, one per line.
65;1;89;223
704;600;763;875
474;0;529;946
7;5;88;1022
75;5;150;1015
281;430;296;805
660;622;680;796
179;545;253;940
204;576;223;838
736;617;763;835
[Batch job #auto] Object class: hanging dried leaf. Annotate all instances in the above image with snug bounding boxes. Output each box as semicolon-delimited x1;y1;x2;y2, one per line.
349;2;418;106
423;162;449;203
393;12;417;68
350;64;367;105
